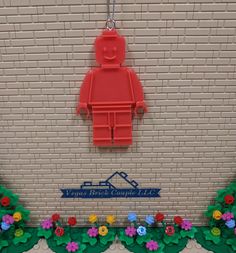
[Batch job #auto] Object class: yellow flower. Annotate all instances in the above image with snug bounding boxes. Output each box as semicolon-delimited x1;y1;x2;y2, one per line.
212;210;222;220
98;225;108;236
88;214;98;224
211;227;221;236
15;228;24;237
13;212;22;222
106;215;116;225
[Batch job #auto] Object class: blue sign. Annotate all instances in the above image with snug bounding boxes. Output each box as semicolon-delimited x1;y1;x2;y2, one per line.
61;171;161;199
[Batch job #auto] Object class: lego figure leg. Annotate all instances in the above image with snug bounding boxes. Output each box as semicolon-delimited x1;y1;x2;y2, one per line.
113;109;132;146
92;110;112;146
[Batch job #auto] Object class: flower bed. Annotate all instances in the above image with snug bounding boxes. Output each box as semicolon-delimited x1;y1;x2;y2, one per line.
118;212;197;253
195;181;236;253
0;182;235;253
0;186;39;252
37;214;116;253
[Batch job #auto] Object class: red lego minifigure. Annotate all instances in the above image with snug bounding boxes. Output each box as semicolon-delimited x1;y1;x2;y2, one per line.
77;29;147;146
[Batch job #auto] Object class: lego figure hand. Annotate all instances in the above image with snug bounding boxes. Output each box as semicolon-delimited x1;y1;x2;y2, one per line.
135;101;147;117
77;103;90;118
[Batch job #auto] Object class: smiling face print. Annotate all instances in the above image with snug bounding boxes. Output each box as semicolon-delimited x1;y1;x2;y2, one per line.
103;45;117;61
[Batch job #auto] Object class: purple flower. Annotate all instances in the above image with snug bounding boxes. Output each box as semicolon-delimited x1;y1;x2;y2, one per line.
146;240;159;251
125;226;137;237
222;212;234;221
41;219;53;230
234;228;236;235
2;215;14;225
225;219;235;229
66;242;79;252
87;227;98;237
181;220;192;231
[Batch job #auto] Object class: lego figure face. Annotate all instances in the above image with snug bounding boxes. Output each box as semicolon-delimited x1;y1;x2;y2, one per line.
95;30;126;66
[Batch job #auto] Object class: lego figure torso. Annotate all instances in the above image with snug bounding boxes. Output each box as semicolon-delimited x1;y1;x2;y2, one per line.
77;29;147;146
88;68;134;105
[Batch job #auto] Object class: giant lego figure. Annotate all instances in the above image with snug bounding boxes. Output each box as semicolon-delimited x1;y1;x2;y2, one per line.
77;29;147;146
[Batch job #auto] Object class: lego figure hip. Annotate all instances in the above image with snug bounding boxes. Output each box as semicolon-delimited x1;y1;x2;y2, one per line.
77;29;147;146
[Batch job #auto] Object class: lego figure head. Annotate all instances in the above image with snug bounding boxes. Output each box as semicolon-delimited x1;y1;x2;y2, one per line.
95;29;126;67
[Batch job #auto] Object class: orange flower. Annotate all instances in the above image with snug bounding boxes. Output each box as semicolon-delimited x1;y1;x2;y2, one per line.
98;226;108;236
106;215;116;225
13;212;22;222
88;214;98;224
212;210;222;220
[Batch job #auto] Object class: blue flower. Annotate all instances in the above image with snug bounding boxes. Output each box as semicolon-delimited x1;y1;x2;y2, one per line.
1;222;10;231
128;212;137;223
226;219;235;229
145;215;154;225
137;226;146;236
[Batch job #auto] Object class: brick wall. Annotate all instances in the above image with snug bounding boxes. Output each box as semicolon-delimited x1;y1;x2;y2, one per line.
0;0;235;226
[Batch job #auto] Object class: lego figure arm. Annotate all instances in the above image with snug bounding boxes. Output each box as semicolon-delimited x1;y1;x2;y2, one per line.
76;70;92;117
130;70;147;116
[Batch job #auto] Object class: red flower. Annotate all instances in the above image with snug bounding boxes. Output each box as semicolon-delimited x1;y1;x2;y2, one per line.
224;195;234;205
55;226;64;237
68;217;77;226
155;212;164;222
174;216;183;225
1;197;10;207
51;213;60;222
165;225;175;236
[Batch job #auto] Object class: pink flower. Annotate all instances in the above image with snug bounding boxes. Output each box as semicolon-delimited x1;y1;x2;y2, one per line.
41;219;53;229
2;215;14;225
66;242;79;252
87;227;98;237
125;226;137;237
181;220;192;231
222;212;234;221
146;240;159;251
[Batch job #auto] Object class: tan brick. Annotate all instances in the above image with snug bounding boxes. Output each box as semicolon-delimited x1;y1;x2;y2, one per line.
0;7;18;15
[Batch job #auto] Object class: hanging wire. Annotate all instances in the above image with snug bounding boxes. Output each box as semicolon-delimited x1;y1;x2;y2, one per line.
107;0;115;20
106;0;116;30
